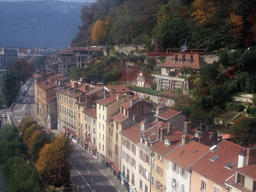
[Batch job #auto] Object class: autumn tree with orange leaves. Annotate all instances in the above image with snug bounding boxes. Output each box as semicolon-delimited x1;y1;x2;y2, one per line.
92;19;109;44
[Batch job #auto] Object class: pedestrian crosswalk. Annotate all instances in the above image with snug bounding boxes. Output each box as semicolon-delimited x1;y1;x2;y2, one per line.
15;115;26;123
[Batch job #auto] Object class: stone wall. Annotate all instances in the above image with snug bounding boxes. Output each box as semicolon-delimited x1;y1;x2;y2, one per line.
132;91;175;107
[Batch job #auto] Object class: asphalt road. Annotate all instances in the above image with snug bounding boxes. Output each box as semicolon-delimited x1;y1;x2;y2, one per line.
68;144;123;192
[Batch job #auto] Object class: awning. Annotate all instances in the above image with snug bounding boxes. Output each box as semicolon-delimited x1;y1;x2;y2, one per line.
91;145;97;150
120;173;129;182
112;164;120;173
105;157;113;164
65;128;76;136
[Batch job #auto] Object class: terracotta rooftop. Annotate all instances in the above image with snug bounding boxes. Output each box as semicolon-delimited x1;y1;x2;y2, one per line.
83;107;96;118
85;86;104;96
47;74;61;81
156;108;181;120
105;85;131;94
96;94;125;106
235;163;256;180
120;121;164;144
47;95;56;102
190;140;246;187
37;80;56;91
120;97;141;109
112;113;129;123
158;53;206;70
165;141;209;170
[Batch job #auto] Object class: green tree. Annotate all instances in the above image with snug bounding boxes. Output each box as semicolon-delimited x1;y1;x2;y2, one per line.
231;117;256;146
0;68;21;107
2;157;43;192
19;116;37;134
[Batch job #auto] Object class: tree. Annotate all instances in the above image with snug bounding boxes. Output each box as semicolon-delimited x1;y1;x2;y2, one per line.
52;133;71;159
0;68;21;107
11;59;34;83
231;117;256;146
23;123;40;145
19;116;37;134
191;0;216;25
92;20;108;44
28;130;51;160
2;157;43;192
157;18;189;49
36;144;62;174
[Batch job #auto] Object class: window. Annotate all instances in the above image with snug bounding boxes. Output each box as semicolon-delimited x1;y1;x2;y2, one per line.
102;106;104;111
172;178;177;190
145;185;148;192
158;154;162;161
99;123;101;130
157;181;162;190
181;184;185;192
181;168;186;177
173;163;178;172
140;180;143;189
99;105;101;110
152;162;156;170
103;115;104;120
201;179;206;191
102;124;105;131
127;169;129;180
115;144;118;155
99;133;101;139
99;142;101;149
214;186;221;192
157;166;163;176
152;176;155;186
102;144;104;151
132;173;135;186
102;134;104;140
99;113;101;119
93;119;96;125
237;173;245;186
139;165;144;175
132;158;136;168
132;144;136;154
126;154;130;163
123;165;125;175
145;170;149;180
210;155;220;162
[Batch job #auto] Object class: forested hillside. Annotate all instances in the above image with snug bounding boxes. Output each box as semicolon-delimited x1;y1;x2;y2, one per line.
71;0;256;51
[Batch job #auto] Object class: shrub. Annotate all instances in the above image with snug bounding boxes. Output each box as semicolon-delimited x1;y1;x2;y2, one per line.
225;102;245;112
247;107;256;117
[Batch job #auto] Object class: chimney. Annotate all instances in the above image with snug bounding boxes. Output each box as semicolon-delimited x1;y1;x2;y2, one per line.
167;121;172;134
141;118;147;131
116;94;119;101
238;149;247;168
246;147;256;166
182;133;189;145
103;91;106;99
184;121;192;133
132;114;136;124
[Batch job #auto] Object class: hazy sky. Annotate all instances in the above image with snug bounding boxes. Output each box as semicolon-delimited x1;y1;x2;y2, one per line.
0;0;96;2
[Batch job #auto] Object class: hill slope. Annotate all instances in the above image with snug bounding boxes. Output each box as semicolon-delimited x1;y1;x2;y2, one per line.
0;1;90;49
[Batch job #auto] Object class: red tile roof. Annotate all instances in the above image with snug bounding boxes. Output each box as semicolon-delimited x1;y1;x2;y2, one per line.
96;94;125;106
83;107;96;118
235;163;256;180
105;85;131;94
165;141;209;170
156;108;181;120
158;53;206;70
47;95;56;101
37;80;57;91
120;97;141;109
47;74;61;81
112;113;129;123
190;140;246;187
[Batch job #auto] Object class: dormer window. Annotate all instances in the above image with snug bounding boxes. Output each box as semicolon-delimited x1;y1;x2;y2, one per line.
237;173;245;186
225;162;236;170
210;155;220;162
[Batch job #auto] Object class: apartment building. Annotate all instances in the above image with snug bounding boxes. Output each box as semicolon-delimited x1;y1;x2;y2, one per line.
155;106;186;131
36;75;68;129
56;80;104;142
190;140;247;192
150;123;194;192
96;93;129;161
165;140;209;192
225;148;256;192
106;97;152;179
57;46;102;77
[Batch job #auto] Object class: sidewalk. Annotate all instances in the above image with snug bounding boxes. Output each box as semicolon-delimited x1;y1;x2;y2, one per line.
74;144;128;192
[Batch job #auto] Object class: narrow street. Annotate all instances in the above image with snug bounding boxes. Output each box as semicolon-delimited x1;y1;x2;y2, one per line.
67;144;125;192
